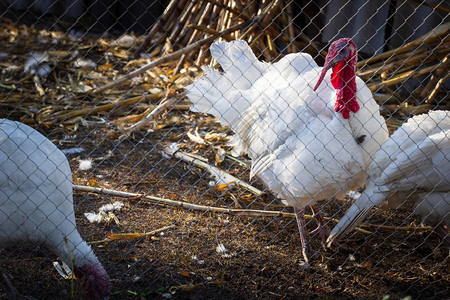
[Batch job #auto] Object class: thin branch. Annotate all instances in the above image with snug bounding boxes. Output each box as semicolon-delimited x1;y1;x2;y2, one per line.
356;48;448;79
164;147;263;196
133;0;181;56
239;0;282;40
88;225;176;244
357;22;449;68
187;24;233;41
121;91;186;136
201;0;251;20
367;62;446;92
48;93;163;123
426;70;450;103
74;185;433;234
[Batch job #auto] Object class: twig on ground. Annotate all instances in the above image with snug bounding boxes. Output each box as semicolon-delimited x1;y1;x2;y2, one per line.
88;225;176;244
49;93;163;123
163;146;263;196
74;185;433;235
121;90;186;137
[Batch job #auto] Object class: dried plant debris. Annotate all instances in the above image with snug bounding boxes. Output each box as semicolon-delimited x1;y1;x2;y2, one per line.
0;19;199;130
0;12;448;300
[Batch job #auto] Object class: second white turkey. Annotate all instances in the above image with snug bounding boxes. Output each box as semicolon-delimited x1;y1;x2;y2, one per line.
0;119;111;299
327;110;450;247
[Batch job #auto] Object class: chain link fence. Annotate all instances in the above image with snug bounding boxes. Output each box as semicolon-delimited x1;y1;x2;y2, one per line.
0;0;449;299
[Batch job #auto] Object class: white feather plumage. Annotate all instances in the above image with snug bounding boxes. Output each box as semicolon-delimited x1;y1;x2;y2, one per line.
187;40;388;210
0;119;110;298
327;110;450;246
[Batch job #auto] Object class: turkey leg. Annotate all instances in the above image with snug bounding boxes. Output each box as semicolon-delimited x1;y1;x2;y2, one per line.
309;204;330;250
294;207;311;267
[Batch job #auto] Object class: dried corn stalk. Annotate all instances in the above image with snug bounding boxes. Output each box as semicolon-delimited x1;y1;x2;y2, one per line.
135;0;325;64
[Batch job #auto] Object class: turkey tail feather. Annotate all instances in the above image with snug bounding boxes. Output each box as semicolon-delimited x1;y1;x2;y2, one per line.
327;191;383;247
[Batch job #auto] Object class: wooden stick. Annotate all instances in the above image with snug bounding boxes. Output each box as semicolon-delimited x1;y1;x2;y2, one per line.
163;146;264;196
121;90;185;135
367;40;448;71
88;225;176;244
202;0;251;20
216;0;229;35
426;70;450;103
286;0;296;53
49;93;163;122
74;184;433;233
173;2;212;74
382;103;431;116
221;0;233;34
385;39;450;64
259;0;283;29
63;237;75;297
421;55;450;100
357;22;450;68
169;1;197;45
357;49;447;79
180;2;206;47
239;0;281;40
367;62;446;92
357;44;429;73
195;3;220;65
187;24;234;41
133;0;180;56
147;10;180;58
72;185;348;227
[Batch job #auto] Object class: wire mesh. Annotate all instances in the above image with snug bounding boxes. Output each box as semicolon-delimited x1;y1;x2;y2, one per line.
0;0;449;299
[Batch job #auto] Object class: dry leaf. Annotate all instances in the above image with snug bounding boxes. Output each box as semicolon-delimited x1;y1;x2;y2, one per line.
214;182;235;191
97;63;114;71
178;269;191;277
113;49;129;59
187;131;207;145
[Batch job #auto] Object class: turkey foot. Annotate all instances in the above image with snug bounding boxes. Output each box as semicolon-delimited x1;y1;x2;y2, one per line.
294;207;316;268
309;204;331;250
309;205;351;252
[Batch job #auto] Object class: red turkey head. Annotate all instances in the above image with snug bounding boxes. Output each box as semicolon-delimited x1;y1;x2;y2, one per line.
74;263;111;299
314;38;359;119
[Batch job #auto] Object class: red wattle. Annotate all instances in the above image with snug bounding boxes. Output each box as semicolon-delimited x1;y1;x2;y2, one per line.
331;62;359;119
330;63;345;90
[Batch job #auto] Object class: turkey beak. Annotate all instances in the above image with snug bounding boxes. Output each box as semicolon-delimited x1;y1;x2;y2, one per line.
313;47;348;91
313;57;334;91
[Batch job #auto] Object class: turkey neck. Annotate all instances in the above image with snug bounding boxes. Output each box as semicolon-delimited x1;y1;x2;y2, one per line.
53;230;99;267
331;61;359;119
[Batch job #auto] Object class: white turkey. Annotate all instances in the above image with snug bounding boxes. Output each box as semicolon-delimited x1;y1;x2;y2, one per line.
327;110;450;246
186;38;388;265
0;119;111;299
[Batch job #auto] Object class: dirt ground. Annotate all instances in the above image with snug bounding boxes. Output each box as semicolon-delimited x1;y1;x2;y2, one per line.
0;19;449;300
1;117;449;300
